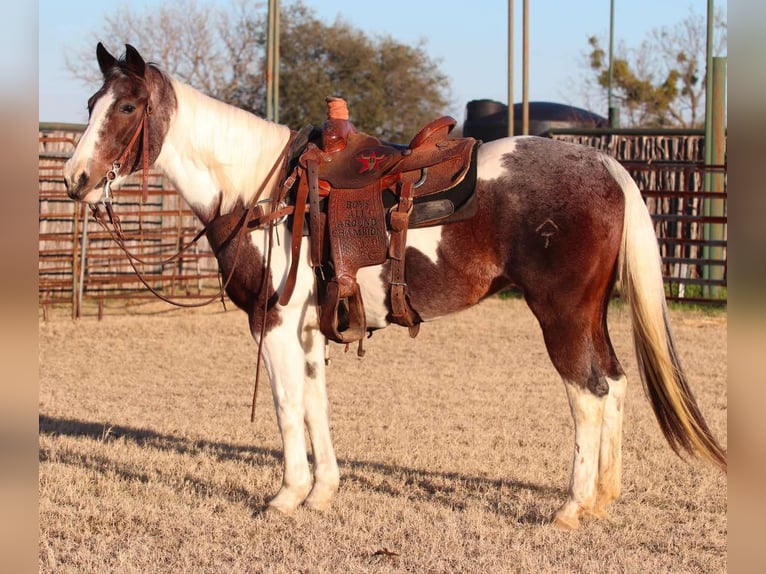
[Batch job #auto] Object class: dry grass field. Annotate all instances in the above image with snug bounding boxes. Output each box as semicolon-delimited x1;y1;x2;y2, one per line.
39;296;727;573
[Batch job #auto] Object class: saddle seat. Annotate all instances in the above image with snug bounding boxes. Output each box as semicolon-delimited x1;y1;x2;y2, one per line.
286;97;480;347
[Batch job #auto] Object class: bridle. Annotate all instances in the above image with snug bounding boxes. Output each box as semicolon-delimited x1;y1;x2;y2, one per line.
104;101;152;206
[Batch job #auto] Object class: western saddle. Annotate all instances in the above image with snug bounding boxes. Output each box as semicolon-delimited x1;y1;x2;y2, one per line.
276;97;479;346
206;97;480;348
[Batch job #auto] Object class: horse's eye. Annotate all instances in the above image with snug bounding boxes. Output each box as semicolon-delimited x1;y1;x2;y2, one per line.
120;104;136;114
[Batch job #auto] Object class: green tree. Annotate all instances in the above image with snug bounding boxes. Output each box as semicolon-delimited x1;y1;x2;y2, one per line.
584;6;726;128
65;0;450;142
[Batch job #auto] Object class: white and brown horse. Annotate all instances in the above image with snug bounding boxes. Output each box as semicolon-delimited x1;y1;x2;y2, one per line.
63;44;725;530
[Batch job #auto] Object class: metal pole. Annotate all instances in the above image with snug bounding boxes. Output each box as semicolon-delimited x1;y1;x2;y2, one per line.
273;0;280;123
522;0;529;135
608;0;619;127
266;0;275;121
507;0;514;137
702;0;714;292
707;56;726;298
704;0;714;179
77;207;89;319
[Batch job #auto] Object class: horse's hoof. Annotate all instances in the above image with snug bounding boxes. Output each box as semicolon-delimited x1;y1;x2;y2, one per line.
304;493;334;512
552;513;580;530
264;502;296;517
552;503;583;530
266;493;304;516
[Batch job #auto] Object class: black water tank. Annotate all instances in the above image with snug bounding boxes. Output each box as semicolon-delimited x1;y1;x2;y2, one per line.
463;100;607;141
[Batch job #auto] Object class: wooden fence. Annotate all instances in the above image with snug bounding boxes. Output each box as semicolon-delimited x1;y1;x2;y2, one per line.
39;125;726;318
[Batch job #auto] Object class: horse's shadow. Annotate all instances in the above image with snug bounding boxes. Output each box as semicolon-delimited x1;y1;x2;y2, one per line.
39;414;558;524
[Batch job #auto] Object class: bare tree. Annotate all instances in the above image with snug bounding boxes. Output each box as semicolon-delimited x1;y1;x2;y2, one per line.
65;0;450;141
580;6;727;127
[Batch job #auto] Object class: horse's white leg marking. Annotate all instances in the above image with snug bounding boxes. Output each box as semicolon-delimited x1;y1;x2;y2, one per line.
596;374;627;514
260;317;313;514
301;324;340;511
553;381;606;530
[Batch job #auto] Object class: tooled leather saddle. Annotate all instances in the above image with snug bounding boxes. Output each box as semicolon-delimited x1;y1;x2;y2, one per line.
279;97;480;346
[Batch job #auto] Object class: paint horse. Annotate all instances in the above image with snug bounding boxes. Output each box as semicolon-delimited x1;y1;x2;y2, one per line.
64;44;726;530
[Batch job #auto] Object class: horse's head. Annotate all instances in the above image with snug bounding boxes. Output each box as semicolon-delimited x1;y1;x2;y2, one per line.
64;43;175;203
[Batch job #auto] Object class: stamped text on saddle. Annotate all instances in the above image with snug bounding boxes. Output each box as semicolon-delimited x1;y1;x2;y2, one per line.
291;97;479;346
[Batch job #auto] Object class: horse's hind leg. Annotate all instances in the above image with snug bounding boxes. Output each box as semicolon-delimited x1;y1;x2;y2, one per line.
526;294;624;530
557;379;605;529
596;372;626;516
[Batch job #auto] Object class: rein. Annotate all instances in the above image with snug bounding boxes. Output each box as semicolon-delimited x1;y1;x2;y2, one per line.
92;133;296;309
93;133;297;424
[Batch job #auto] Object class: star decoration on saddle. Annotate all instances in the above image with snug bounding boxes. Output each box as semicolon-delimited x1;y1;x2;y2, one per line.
355;150;391;174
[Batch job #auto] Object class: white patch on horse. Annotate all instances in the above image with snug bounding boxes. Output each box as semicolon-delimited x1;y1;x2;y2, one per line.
407;225;443;265
356;265;389;329
64;91;115;203
554;381;605;529
155;78;291;217
475;136;526;181
599;374;627;508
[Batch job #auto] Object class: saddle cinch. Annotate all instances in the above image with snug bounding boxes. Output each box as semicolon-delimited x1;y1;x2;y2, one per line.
284;97;480;346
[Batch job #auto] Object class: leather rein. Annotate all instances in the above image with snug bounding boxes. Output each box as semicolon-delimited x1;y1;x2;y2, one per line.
90;106;297;310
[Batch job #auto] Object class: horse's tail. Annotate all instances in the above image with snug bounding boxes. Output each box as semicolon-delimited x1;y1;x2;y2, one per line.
603;155;727;471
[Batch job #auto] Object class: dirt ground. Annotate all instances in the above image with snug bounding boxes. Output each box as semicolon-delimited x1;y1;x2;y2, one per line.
39;296;727;573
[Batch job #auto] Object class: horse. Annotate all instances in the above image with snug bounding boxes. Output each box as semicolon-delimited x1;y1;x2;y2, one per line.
63;43;726;530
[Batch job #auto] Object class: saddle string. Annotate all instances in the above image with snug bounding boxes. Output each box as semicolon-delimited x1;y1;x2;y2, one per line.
251;207;275;423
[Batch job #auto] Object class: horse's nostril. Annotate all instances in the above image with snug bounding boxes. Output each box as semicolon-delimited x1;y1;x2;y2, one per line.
65;172;88;200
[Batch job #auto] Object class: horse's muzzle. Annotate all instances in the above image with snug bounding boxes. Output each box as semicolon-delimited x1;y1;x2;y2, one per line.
64;171;89;201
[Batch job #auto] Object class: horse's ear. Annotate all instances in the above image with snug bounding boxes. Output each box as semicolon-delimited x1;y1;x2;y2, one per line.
96;42;117;77
124;44;146;78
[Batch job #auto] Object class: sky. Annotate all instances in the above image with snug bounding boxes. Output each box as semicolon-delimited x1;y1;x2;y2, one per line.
38;0;721;125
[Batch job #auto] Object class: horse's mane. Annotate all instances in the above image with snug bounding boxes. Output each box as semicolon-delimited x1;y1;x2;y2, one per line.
162;73;290;211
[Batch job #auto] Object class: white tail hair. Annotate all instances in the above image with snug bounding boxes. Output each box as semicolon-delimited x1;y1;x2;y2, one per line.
602;155;726;470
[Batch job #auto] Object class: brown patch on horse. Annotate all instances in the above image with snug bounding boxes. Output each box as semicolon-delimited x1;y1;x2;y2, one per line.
143;65;177;165
492;138;626;390
205;202;281;334
403;137;627;393
401;193;507;319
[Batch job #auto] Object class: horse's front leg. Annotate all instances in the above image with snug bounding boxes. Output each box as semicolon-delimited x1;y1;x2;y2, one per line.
302;324;340;511
257;314;313;515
